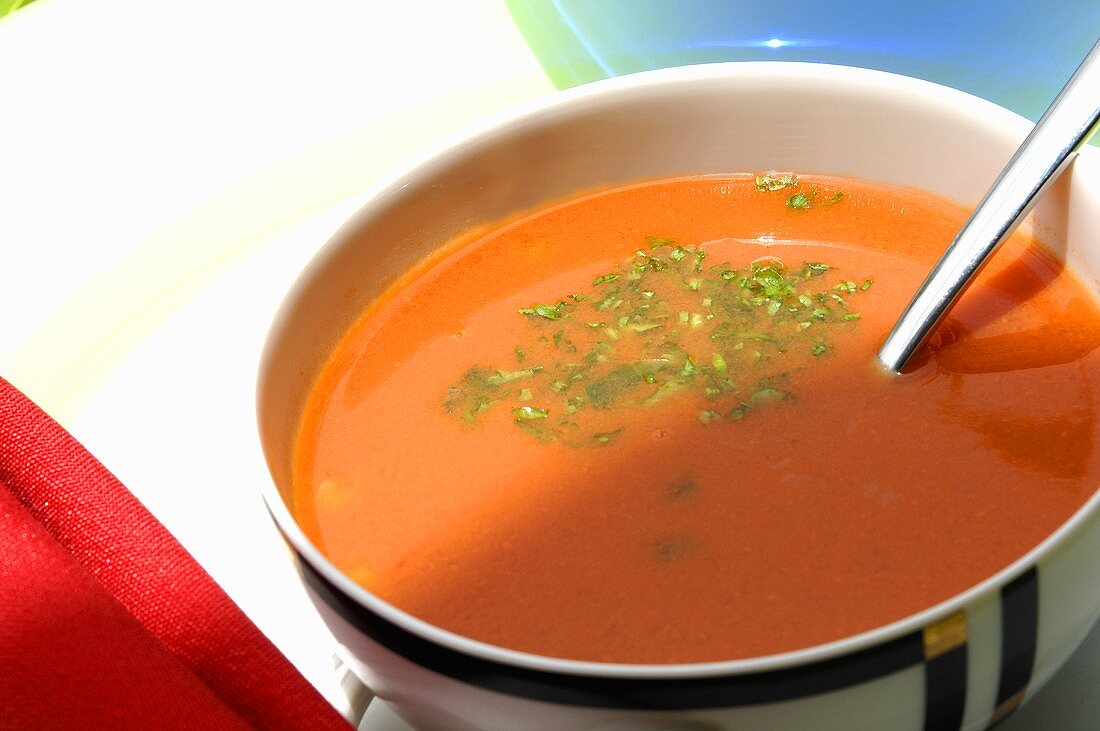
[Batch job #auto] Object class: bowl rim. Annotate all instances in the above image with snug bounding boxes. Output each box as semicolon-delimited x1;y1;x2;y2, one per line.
257;59;1100;680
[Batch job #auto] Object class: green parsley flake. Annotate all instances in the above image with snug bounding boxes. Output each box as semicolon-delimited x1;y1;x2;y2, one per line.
698;409;722;425
596;296;625;311
749;388;786;405
594;428;624;445
512;405;549;420
518;302;567;320
834;281;858;294
755;174;798;192
787;192;813;209
485;366;543;386
728;404;749;420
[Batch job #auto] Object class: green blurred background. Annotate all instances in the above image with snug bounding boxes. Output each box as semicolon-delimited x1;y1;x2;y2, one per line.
0;0;33;17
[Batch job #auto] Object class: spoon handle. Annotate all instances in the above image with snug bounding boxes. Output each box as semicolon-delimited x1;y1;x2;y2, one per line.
878;38;1100;373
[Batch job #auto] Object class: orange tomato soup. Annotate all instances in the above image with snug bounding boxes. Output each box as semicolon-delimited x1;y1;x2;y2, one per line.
292;176;1100;664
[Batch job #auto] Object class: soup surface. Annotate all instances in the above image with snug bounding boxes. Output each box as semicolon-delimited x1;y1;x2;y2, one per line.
292;175;1100;663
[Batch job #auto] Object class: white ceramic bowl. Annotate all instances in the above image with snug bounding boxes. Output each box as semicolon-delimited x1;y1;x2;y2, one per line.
257;63;1100;730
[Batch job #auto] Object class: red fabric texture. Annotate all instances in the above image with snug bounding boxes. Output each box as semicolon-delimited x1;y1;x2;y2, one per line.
0;377;351;730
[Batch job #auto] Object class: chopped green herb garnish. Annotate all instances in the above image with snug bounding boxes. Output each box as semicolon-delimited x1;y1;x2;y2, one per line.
518;302;568;320
646;235;674;248
444;367;499;422
834;280;858;294
586;365;642;409
593;428;624;445
755;174;798;192
512;405;549;420
728;404;749;420
698;409;722;425
861;278;874;291
787;192;813;209
485;366;543;386
596;296;625;311
823;191;844;205
749;387;786;405
447;237;870;445
514;419;556;442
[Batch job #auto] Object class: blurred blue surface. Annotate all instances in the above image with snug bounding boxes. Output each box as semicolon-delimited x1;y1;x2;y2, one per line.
509;0;1100;127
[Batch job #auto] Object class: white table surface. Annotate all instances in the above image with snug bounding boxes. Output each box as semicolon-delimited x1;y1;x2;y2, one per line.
0;1;1094;728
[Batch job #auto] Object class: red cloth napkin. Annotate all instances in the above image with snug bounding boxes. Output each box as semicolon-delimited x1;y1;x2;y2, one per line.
0;377;352;730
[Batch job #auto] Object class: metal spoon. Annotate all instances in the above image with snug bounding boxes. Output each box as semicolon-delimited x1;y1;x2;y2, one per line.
877;38;1100;373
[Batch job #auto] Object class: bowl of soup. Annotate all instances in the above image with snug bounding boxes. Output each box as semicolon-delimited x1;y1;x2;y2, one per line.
257;62;1100;730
